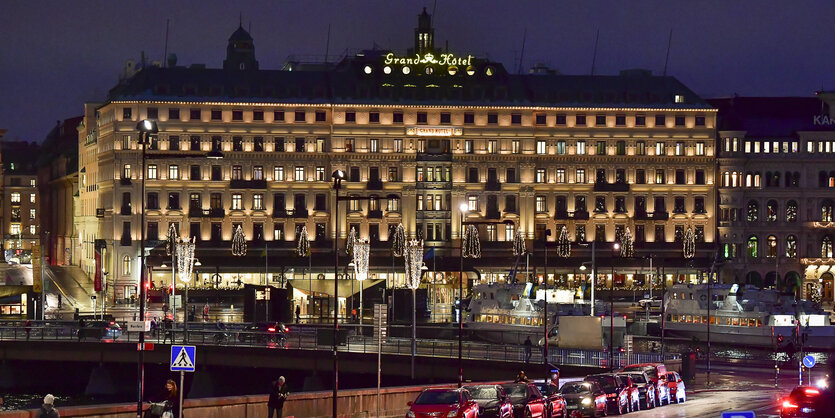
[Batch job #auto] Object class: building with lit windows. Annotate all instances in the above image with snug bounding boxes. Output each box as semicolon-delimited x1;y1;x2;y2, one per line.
79;10;717;318
713;93;835;302
1;138;40;260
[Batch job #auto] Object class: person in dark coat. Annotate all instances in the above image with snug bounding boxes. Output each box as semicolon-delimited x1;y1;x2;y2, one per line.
35;394;59;417
523;336;533;363
268;376;288;418
149;379;179;417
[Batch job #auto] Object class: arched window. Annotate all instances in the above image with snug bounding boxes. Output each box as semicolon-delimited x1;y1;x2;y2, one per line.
723;172;730;187
786;200;798;222
747;235;759;258
793;172;800;187
754;172;761;188
822;199;834;222
732;172;739;187
745;173;752;188
766;235;777;258
772;172;780;187
766;200;778;222
830;171;835;188
784;171;792;187
747;200;759;223
765;172;773;187
786;235;797;258
123;255;132;276
823;236;834;258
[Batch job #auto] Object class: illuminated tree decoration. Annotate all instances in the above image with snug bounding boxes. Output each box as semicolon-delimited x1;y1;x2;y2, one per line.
296;225;310;257
462;224;481;259
621;227;634;258
683;227;696;259
512;228;526;256
166;223;178;256
404;239;424;290
353;238;370;282
346;226;357;256
557;225;571;258
391;223;406;258
175;237;195;284
232;224;247;256
811;283;823;304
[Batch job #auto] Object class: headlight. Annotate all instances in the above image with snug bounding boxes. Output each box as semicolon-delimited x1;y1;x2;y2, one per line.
407;411;415;418
581;397;592;405
447;409;459;417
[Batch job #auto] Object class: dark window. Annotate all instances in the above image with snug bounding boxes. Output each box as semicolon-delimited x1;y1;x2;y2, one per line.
369;112;380;123
636;169;646;184
232;136;243;151
121;222;131;245
635;115;646;126
295;138;305;153
695;116;705;126
253;110;264;121
417;112;428;124
674;197;686;213
315;111;326;122
505;195;517;212
315;223;327;241
211;109;222;120
232;110;243;121
654;114;665;127
506;168;516;183
274;110;285;122
168;135;180;151
694;197;705;213
487;114;498;124
440;113;451;124
654;196;666;213
147;107;158;119
189;109;200;120
595;196;607;213
635;225;645;242
189;194;201;211
468;167;479;183
294;194;306;212
655;225;666;242
211;165;221;181
674;225;685;242
147;222;159;241
675;115;685;126
190;223;201;241
369;224;380;242
147;192;159;209
675;170;685;185
616;140;626;155
535;114;546;125
274;137;284;152
575;195;587;212
393;112;404;123
253;137;264;152
575;114;586;126
210;193;222;209
211;136;222;151
295;111;306;122
123;108;132;119
615;196;626;213
168;192;180;209
349;166;360;182
253;223;264;241
315;194;326;211
615;169;626;183
595;224;606;242
190;165;201;181
464;113;475;124
556;196;567;212
596;169;606;184
210;223;222;241
168;108;180;120
695;170;705;185
511;114;521;125
634;196;646;213
190;135;201;151
595;115;606;126
615;115;626;126
273;194;285;213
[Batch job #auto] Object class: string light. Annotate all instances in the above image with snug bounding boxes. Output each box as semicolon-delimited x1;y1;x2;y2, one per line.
557;225;571;258
683;227;695;259
232;224;247;256
404;239;424;290
176;237;195;284
391;223;406;257
296;225;310;257
512;228;526;256
462;224;481;259
353;239;370;282
166;223;177;256
621;227;634;258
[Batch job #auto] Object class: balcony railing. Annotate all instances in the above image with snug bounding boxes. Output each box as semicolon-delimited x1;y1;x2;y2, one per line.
368;209;383;219
555;210;589;220
293;209;309;218
485;181;501;191
119;178;132;186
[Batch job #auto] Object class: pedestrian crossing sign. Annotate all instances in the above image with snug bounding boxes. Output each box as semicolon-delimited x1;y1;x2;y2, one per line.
170;345;196;372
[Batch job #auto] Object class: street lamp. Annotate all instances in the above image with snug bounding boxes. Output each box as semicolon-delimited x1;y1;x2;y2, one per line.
331;169;344;418
135;118;157;417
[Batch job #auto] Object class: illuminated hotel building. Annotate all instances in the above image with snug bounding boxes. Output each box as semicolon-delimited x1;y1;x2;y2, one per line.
1;138;40;257
79;10;716;315
713;93;835;301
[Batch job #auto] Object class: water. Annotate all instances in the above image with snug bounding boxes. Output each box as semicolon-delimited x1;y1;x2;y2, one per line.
632;336;833;366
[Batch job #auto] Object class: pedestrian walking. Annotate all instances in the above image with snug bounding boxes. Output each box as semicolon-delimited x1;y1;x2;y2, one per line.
77;318;85;342
202;303;210;322
523;336;532;363
295;305;301;324
35;394;59;418
162;317;173;344
147;379;179;418
57;294;62;309
268;376;288;418
24;320;31;341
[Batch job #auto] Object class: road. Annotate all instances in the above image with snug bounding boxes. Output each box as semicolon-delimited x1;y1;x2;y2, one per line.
627;389;779;417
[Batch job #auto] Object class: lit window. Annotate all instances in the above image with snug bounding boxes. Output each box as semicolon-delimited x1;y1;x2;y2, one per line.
488;140;498;154
467;195;478;211
168;165;179;180
576;169;586;184
30;194;35;203
253;194;264;210
556;168;566;183
535;196;547;212
10;224;20;235
675;142;685;156
232;194;243;210
123;165;131;179
655;142;666;156
747;236;758;258
316;167;325;181
695;142;705;156
147;164;158;179
766;235;777;258
465;140;473;154
535;168;546;183
29;225;36;235
556;141;566;155
512;140;520;154
10;193;20;203
786;235;797;258
387;197;400;212
29;209;36;219
393;139;403;153
295;166;305;181
253;166;264;180
486;224;497;241
123;255;132;276
536;140;547;155
505;223;515;242
370;138;379;153
576;141;586;155
274;166;285;181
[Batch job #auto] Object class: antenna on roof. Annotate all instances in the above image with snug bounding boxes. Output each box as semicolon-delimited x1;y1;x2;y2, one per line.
163;19;170;68
663;28;673;76
590;29;599;75
324;23;331;64
517;28;527;74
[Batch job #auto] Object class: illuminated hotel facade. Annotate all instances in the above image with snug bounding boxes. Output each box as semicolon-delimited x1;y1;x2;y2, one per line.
78;10;717;316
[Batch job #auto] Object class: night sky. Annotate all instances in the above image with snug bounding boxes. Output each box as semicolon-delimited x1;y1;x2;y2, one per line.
1;0;833;142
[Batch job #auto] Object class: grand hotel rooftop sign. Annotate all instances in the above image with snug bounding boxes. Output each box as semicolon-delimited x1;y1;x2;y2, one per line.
406;126;463;136
384;52;474;67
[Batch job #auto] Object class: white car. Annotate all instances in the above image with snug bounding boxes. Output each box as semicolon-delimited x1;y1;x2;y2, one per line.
638;298;661;309
665;372;687;403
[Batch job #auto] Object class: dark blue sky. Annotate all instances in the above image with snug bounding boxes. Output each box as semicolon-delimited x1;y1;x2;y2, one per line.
1;0;833;141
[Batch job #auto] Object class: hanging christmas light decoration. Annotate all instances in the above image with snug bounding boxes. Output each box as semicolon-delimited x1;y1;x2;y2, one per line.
346;226;357;256
353;238;370;282
404;239;424;289
176;237;196;284
683;227;696;259
391;223;406;258
621;227;634;258
512;228;526;256
462;224;481;258
166;223;178;257
296;225;310;257
232;224;247;256
557;225;571;258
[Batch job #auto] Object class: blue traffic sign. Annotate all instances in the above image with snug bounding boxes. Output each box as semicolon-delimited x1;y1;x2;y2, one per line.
721;411;755;418
803;355;816;368
170;345;196;372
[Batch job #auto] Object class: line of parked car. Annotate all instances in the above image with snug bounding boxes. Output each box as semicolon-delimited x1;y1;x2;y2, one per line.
406;363;687;418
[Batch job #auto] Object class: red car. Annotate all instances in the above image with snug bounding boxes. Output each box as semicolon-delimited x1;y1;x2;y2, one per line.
664;371;686;403
407;388;480;418
779;386;821;417
501;382;548;418
534;382;568;418
614;374;641;412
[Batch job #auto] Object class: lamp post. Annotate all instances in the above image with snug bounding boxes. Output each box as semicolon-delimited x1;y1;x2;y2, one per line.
331;169;345;418
135;118;157;418
405;239;425;380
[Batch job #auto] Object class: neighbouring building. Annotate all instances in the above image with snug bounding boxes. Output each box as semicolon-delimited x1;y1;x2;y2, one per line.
38;117;82;267
79;9;717;318
0;138;40;260
713;92;835;302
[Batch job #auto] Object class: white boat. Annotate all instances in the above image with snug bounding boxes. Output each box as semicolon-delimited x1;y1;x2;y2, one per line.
465;283;596;345
663;283;835;350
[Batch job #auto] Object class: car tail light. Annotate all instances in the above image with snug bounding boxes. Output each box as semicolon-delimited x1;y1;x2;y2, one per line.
804;388;820;396
284;326;290;332
268;327;276;332
782;399;799;409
